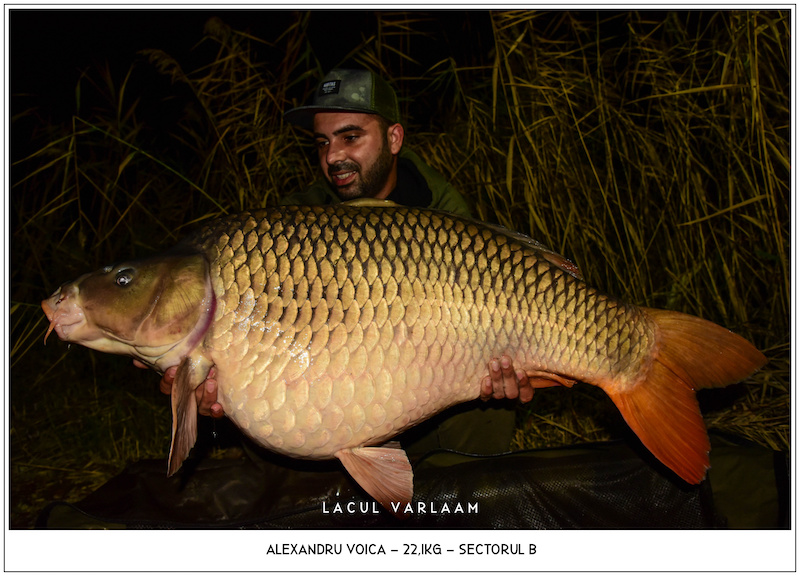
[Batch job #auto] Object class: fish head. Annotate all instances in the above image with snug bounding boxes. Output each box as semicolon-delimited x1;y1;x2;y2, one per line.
41;252;215;372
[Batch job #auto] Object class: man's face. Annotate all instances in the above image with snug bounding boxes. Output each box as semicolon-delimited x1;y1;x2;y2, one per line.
313;112;403;201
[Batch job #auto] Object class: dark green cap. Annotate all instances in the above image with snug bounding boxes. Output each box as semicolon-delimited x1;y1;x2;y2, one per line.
284;69;401;130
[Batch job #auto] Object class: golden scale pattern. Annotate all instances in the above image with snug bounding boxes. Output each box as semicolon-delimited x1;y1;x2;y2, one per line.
191;205;653;459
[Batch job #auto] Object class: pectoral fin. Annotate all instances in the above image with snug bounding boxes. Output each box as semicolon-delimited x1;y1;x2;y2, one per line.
335;443;413;518
167;354;213;476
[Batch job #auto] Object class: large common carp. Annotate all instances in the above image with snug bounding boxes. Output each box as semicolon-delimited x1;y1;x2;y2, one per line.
41;204;766;514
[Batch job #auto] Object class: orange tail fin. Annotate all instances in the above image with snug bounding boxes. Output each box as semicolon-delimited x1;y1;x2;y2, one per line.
602;308;767;484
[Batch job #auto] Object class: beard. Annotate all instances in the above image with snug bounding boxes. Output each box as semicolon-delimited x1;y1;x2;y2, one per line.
327;138;394;201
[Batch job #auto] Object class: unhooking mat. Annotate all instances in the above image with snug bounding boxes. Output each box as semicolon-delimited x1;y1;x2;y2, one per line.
37;431;788;529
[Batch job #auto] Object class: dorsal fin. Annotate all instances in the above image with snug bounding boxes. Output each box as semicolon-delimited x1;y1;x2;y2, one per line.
475;220;584;280
340;200;583;280
341;198;403;208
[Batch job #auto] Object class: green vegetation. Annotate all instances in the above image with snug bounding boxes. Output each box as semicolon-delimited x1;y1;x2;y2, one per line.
10;11;789;527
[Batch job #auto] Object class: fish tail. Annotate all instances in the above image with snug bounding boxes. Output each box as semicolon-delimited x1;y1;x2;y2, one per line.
602;307;767;484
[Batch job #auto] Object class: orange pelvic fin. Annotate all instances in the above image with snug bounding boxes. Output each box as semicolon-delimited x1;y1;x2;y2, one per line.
335;442;413;518
603;308;767;484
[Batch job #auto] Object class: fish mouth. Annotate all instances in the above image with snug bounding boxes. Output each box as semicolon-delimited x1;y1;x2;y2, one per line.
41;291;87;344
44;317;86;343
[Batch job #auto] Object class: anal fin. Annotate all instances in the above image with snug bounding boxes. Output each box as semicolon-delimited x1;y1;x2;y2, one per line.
335;444;413;518
525;370;577;389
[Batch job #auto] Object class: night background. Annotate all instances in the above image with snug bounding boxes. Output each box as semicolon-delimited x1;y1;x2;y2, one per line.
7;9;790;533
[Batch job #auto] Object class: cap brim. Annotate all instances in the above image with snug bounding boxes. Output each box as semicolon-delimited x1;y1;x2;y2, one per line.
284;105;375;131
284;106;401;131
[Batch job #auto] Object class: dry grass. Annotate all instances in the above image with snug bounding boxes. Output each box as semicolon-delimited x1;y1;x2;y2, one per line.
9;10;789;527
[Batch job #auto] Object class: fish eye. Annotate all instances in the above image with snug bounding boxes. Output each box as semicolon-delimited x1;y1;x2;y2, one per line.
115;268;135;287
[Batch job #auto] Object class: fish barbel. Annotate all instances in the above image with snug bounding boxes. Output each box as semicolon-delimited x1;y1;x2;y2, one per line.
41;203;766;514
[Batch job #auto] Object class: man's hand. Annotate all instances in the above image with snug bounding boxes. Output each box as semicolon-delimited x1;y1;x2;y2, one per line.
133;360;224;418
480;355;535;404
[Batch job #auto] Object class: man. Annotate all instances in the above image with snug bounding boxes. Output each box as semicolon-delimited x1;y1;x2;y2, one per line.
281;68;532;455
158;69;533;455
280;68;470;216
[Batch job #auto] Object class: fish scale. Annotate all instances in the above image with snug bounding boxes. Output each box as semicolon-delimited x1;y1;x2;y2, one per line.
192;206;649;460
42;203;766;514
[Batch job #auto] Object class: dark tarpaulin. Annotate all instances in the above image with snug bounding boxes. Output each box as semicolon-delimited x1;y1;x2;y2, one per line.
36;432;789;529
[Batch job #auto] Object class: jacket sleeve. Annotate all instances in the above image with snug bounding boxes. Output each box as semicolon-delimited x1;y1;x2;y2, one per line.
430;180;471;218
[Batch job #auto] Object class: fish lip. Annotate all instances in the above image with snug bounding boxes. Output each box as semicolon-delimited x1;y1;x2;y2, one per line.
42;315;86;344
45;310;87;341
51;318;85;340
41;291;87;343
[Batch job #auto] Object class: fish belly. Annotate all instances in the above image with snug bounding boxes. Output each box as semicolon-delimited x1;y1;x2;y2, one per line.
195;206;654;460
